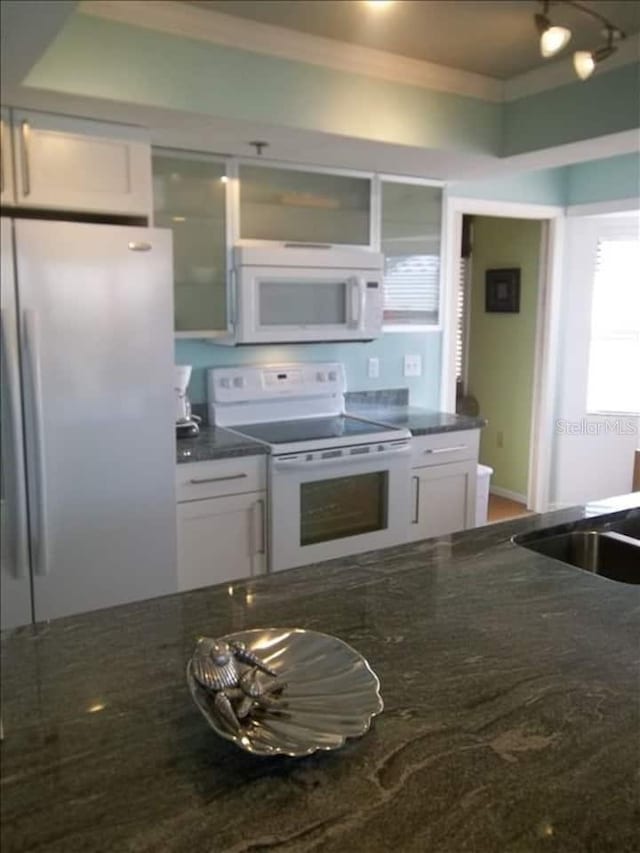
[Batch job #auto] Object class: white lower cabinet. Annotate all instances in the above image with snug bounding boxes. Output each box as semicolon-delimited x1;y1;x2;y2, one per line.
407;430;480;542
177;492;266;591
409;461;476;541
175;457;267;591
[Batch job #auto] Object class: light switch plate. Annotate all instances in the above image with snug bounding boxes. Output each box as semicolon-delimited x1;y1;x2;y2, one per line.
404;354;422;377
368;357;380;379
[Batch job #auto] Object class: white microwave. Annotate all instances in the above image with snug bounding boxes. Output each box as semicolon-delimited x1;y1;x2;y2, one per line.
216;245;384;345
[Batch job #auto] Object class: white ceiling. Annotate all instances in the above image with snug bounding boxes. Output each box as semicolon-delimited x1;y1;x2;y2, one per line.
189;0;640;79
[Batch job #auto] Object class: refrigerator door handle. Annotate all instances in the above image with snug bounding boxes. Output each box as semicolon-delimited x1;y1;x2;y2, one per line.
0;310;30;579
23;310;50;576
20;120;31;197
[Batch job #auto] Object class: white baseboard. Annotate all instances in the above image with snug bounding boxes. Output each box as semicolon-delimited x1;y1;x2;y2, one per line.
490;485;528;504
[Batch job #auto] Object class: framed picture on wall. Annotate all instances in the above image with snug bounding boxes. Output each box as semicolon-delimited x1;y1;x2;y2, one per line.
485;268;521;313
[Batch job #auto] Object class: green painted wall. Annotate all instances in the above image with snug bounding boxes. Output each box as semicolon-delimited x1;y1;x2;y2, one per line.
176;332;442;408
566;152;640;205
26;13;500;155
25;11;639;160
449;166;566;205
467;217;542;496
503;63;640;156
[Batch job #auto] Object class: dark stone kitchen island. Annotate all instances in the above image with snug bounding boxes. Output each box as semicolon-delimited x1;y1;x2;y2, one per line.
1;496;639;852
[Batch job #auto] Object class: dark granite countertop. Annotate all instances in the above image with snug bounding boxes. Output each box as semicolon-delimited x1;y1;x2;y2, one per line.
176;424;267;464
345;390;486;436
2;494;639;852
348;405;486;436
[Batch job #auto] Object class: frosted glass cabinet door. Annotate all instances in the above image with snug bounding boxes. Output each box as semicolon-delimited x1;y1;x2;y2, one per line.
153;152;227;333
239;165;371;245
382;182;443;327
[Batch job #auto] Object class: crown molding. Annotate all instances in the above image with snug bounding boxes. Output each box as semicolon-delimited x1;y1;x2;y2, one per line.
504;33;640;101
79;0;504;102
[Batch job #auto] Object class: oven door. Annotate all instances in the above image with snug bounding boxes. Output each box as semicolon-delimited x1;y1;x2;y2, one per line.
269;441;411;571
235;266;378;343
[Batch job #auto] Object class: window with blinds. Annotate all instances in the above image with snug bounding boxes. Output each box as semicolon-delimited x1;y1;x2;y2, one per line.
456;257;469;385
381;181;442;328
383;254;440;325
586;237;640;415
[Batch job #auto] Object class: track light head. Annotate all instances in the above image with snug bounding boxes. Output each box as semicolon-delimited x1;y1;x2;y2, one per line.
573;25;622;81
534;7;571;58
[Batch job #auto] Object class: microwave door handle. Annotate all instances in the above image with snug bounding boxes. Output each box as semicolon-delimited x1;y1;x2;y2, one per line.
349;277;364;329
358;278;367;331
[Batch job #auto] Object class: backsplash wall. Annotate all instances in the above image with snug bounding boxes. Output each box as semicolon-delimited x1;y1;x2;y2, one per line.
175;332;442;409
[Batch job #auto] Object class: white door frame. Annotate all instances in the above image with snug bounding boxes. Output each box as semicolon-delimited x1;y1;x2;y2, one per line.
440;195;565;513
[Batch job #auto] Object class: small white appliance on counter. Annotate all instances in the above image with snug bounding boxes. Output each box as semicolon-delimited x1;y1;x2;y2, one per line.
174;364;200;437
216;245;384;345
208;362;411;571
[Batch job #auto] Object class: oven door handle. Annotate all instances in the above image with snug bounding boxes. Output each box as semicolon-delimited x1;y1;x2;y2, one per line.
272;443;410;471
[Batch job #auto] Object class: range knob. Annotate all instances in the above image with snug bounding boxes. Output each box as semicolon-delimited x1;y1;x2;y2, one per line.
316;371;326;382
232;376;245;388
219;377;231;389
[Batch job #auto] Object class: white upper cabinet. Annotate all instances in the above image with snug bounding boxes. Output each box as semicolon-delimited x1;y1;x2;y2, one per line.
381;181;443;329
11;110;152;216
1;108;14;207
152;150;228;333
238;164;372;246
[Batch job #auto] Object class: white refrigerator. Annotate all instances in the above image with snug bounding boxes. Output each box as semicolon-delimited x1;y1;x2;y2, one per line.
1;218;177;629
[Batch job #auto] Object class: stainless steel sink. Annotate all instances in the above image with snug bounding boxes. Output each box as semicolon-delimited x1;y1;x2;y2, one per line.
599;515;640;539
515;526;640;585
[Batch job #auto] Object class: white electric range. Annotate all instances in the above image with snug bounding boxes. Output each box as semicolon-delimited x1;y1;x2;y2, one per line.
208;363;411;571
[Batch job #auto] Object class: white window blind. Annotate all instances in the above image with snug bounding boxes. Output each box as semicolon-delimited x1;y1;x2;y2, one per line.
455;257;469;384
586;237;640;415
383;254;440;326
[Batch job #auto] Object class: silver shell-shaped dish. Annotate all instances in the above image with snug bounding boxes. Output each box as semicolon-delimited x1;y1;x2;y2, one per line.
187;628;383;757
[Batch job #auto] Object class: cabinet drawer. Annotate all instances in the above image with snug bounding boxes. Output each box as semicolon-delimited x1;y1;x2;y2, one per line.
176;456;266;502
411;429;479;468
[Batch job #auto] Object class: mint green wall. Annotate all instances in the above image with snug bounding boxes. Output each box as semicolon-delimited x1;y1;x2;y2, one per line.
26;12;639;160
176;333;442;408
566;153;640;205
504;64;640;156
449;167;566;205
26;13;500;155
466;217;542;496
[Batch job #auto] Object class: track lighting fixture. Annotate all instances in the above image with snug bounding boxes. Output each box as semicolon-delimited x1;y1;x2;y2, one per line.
535;2;571;58
573;26;621;81
534;1;626;80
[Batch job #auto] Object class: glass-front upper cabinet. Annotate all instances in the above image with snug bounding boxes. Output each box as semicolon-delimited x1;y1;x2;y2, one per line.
152;151;227;333
381;181;443;328
238;164;371;246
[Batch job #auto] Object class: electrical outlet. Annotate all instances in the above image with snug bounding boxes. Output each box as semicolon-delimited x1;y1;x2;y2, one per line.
367;357;380;379
404;354;422;377
497;430;504;449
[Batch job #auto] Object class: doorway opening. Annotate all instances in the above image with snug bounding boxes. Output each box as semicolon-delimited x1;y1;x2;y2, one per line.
442;197;565;520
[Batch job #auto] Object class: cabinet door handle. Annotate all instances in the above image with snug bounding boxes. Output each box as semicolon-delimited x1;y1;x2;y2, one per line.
128;241;152;252
253;498;266;555
425;444;468;455
412;475;420;524
283;242;331;249
188;473;248;485
20;120;31;197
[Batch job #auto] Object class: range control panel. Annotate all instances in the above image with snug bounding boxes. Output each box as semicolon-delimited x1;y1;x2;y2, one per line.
208;362;346;404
